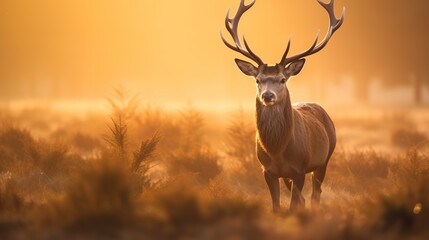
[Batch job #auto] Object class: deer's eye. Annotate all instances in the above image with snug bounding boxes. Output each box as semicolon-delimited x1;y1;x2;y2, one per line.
280;79;286;84
256;79;260;84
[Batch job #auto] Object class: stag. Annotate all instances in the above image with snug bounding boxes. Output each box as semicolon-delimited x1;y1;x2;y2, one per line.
221;0;344;211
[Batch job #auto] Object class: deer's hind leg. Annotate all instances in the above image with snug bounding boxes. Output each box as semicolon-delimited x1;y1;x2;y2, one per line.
284;172;305;211
312;165;327;208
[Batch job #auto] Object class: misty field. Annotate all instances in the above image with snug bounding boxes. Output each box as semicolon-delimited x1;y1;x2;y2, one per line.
0;92;428;239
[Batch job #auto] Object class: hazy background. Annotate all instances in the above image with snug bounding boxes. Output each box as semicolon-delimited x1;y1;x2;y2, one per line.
1;1;429;238
1;0;428;109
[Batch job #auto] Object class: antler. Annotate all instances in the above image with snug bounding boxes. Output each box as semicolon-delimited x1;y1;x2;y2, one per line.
279;0;345;66
221;0;264;66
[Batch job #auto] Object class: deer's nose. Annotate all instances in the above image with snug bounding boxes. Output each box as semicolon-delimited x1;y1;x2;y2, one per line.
262;92;275;102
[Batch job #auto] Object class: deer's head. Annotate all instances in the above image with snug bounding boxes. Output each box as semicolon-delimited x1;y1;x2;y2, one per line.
221;0;345;107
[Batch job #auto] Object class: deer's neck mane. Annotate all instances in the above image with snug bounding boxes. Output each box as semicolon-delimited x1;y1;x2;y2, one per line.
256;92;294;156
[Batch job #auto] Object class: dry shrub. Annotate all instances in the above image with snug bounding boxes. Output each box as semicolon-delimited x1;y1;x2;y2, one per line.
312;149;429;239
70;132;102;155
45;156;138;235
166;107;222;185
134;105;181;153
327;149;394;193
224;112;266;196
169;147;221;185
104;126;158;194
0;87;161;237
27;142;71;175
105;114;129;161
206;176;235;200
131;134;160;192
104;87;160;192
42;163;264;239
0;174;23;214
143;181;264;240
364;150;429;237
0;127;35;170
0;126;83;196
0;175;26;238
225;110;256;162
387;111;427;148
391;128;427;148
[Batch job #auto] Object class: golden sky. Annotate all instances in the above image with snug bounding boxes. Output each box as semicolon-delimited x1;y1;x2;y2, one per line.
0;0;428;105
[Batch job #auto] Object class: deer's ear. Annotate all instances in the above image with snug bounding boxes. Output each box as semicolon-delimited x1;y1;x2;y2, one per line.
235;59;258;77
284;59;306;77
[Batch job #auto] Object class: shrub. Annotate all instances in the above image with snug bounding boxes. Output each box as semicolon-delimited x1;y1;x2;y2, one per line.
327;149;394;193
224;111;266;196
0;127;35;169
47;157;137;233
225;110;256;163
145;181;264;239
0;126;82;196
391;128;427;148
168;147;222;185
104;87;160;193
0;173;23;214
70;132;102;156
165;106;222;185
131;134;160;192
366;150;429;235
134;105;180;153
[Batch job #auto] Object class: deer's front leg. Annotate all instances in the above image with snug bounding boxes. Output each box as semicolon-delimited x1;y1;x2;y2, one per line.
264;171;280;213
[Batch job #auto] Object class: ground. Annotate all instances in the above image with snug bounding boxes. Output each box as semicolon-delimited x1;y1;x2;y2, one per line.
0;97;428;239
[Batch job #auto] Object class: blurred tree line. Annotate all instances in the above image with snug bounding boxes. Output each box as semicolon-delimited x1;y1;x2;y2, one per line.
0;0;428;105
330;0;429;104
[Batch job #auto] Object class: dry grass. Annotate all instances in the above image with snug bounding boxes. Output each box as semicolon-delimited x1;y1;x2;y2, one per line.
0;97;429;239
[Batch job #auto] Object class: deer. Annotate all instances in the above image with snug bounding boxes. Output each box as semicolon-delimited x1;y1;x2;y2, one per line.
221;0;344;212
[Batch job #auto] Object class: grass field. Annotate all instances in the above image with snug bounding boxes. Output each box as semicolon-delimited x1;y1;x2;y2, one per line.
0;92;428;239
